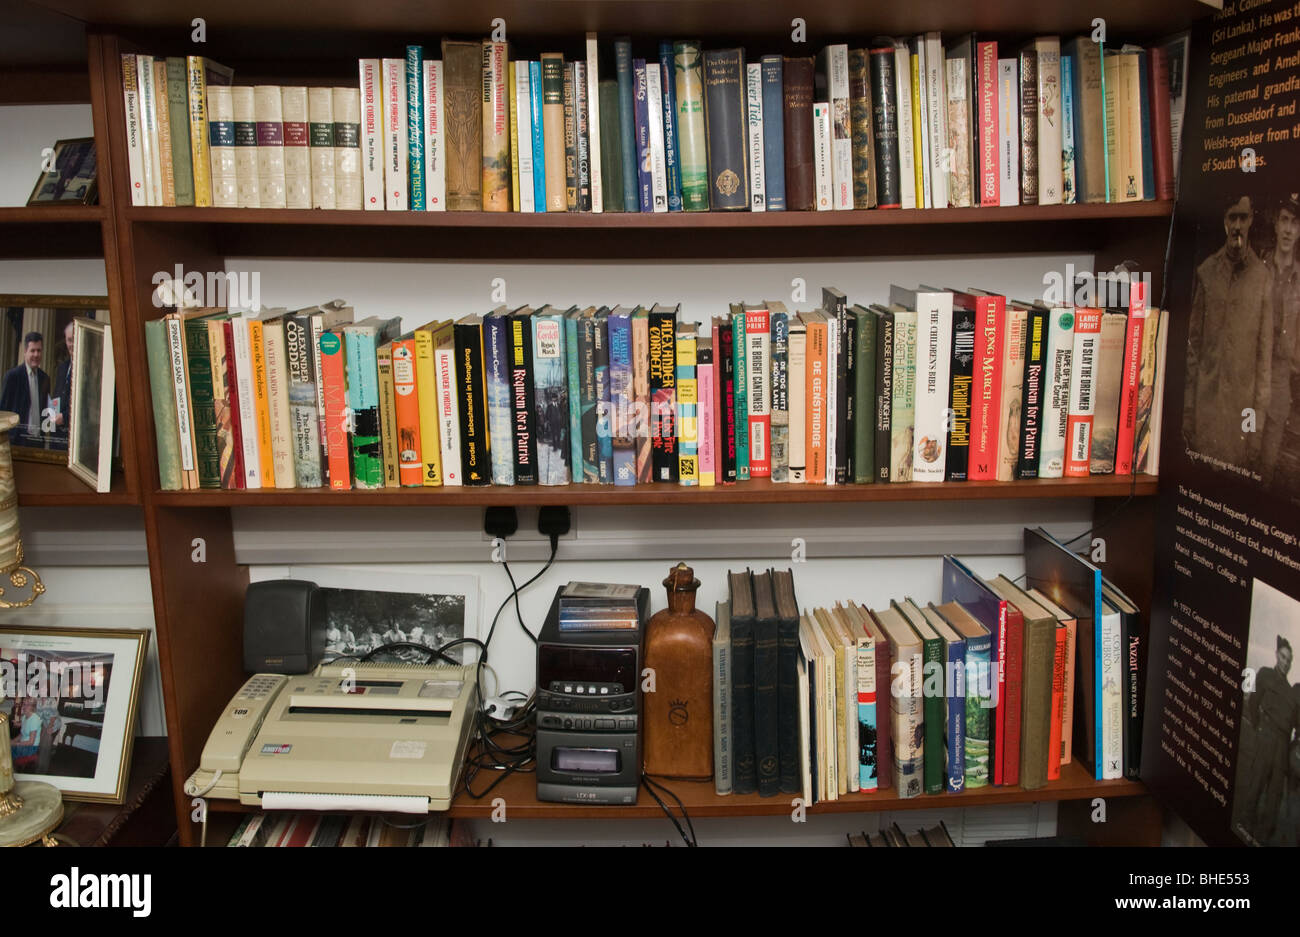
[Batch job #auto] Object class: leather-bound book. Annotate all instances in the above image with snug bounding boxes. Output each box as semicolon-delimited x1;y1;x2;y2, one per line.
728;569;758;794
869;42;901;208
771;569;802;794
441;40;483;210
703;48;749;211
752;570;781;796
847;48;877;209
783;56;815;210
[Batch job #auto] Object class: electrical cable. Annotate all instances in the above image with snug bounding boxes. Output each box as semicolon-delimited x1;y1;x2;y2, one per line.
641;773;698;846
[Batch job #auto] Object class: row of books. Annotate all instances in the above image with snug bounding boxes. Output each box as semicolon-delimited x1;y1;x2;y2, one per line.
121;31;1187;213
848;822;955;847
714;528;1143;802
225;811;479;846
145;282;1168;491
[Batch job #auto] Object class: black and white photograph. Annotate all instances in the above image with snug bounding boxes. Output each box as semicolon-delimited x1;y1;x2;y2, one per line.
1230;578;1300;846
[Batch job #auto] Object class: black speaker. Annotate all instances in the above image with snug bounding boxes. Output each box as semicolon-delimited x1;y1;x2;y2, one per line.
243;579;325;674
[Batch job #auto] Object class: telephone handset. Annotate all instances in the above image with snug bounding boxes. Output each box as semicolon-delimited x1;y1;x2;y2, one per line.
199;673;288;772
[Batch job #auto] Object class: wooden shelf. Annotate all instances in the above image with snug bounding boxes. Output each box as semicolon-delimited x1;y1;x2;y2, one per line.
0;205;105;223
0;205;105;258
151;474;1157;507
15;459;136;506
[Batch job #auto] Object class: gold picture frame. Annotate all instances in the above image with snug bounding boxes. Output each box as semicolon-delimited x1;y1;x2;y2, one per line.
0;626;150;804
0;294;109;466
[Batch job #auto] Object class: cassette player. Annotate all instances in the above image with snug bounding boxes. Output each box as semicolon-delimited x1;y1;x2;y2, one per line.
535;583;649;805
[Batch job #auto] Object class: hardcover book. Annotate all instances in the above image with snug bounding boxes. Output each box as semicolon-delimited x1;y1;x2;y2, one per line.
935;601;992;788
453;314;491;484
531;306;570;486
441;40;483;211
768;302;790;482
872;605;924;797
703;48;749;211
306;86;335;209
482;42;511;212
728;570;758;795
609;307;636;485
783;56;815;210
1016;303;1049;479
761;55;786;210
648;305;679;481
673;41;709;211
382;59;410;209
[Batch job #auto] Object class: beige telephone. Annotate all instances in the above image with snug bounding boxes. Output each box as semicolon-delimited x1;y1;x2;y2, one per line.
187;674;288;801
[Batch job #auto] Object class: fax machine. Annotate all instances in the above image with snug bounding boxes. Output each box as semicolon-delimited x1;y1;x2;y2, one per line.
184;662;478;814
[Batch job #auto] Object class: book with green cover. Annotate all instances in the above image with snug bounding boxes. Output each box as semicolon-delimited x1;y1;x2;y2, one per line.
164;57;195;205
181;310;226;488
565;307;584;478
730;304;749;480
935;600;992;789
851;305;877;483
598;80;625;213
144;318;182;490
896;598;945;795
673;40;709;211
343;315;403;490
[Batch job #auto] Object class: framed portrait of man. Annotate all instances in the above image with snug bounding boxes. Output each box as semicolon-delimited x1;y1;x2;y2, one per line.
0;295;109;465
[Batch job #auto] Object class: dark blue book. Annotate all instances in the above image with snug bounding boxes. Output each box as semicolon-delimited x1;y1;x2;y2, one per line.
615;39;640;212
761;55;786;210
940;555;1005;784
593;308;613;483
633;59;653;213
925;604;968;793
530;61;547;212
727;569;757;795
1137;49;1155;200
658;41;683;211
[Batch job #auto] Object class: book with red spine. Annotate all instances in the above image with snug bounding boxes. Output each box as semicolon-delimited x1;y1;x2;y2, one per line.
998;595;1025;787
804;310;829;484
744;304;772;478
1047;622;1067;781
318;330;352;489
1064;307;1103;477
711;317;724;484
954;290;1004;480
1147;45;1175;202
977;41;999;206
391;335;423;486
219;320;246;489
1113;281;1148;476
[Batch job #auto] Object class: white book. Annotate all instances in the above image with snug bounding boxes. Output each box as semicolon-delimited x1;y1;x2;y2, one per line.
136;55;162;205
307;87;336;209
207;85;239;208
229;316;262;489
434;340;463;485
924;32;949;208
915;39;932;208
1100;601;1124;780
423;60;446;210
647;62;669;212
254;85;287;209
837;616;858;794
827;45;852;211
825;319;837;486
1035;37;1063;205
359;59;384;210
515;61;536;212
231;86;260;208
333;87;362;210
586;33;603;212
812;102;832;210
788;317;807;483
899;288;953;482
261;317;296;487
997;58;1019;206
280;87;312;209
380;59;408;210
164;316;196;479
745;62;765;212
1039;306;1074;478
893;41;917;209
120;55;147;206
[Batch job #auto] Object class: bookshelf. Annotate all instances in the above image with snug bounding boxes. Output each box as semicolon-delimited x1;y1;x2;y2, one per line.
5;0;1218;845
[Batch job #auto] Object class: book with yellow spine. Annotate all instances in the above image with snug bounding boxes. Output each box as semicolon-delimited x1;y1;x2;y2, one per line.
413;321;444;486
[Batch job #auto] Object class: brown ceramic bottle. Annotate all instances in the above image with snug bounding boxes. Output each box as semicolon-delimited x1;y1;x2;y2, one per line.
642;563;715;779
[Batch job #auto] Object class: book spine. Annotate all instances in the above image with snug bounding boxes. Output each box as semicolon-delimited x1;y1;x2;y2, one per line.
697;348;716;486
826;45;852;210
1039;308;1074;478
563;62;577;210
999;604;1018;786
893;42;917;209
345;328;384;489
509;313;540;485
1068;39;1105;203
423;62;445;211
946;306;974;481
631;313;652;482
1016;305;1048;478
760;56;785;210
946;637;967;792
754;609;780;797
318;331;351;489
895;642;923;797
615;40;639;211
283;316;322;488
376;343;399;486
566;315;583;478
674;42;709;211
586;35;603;211
248;320;276;488
153;60;176;206
1115;297;1148;476
923;635;944;794
783;56;815;210
454;321;491;485
381;59;409;210
924;35;949;208
510;62;521;211
828;301;848;485
530;62;547;211
391;339;423;486
207;85;238;208
434;337;462;484
646;64;668;212
978;42;999;205
263;323;295;487
1048;625;1067;781
911;298;952;483
812;102;832;209
254;85;287;208
633;60;653;212
610;315;636;485
770;312;789;482
541;52;567;212
307;87;336;209
653;43;682;213
146;321;183;489
1101;609;1123;780
231;86;259;208
968;296;1003;480
122;55;147;205
703;48;749;211
407;45;426;210
165;58;195;205
485;316;515;485
945;54;972;208
1122;611;1142;779
1061;615;1077;766
1020;618;1054;790
649;309;678;482
309;317;331;481
1089;311;1127;474
1061;54;1078;204
676;328;698;485
869;46;901;208
889;312;916;483
786;320;805;483
185;57;217;206
745;309;771;477
515;63;536;212
806;317;827;483
718;321;737;483
442;40;482;211
481;43;510;211
1036;38;1063;205
856;636;878;791
594;317;613;482
574;61;592;211
1018;47;1039;205
1149;46;1175;201
359;59;383;209
851;313;875;483
281;87;311;209
997;58;1019;205
913;42;929;207
413;330;443;486
874;312;894;482
995;306;1027;481
531;314;569;486
577;316;598;481
137;56;160;206
777;610;800;794
1065;308;1102;476
848;48;873;210
964;630;992;788
1138;50;1154;201
713;621;731;794
731;311;750;479
746;63;766;211
730;611;756;795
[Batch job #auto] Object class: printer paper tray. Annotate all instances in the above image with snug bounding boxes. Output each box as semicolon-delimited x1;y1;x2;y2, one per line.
256;791;432;814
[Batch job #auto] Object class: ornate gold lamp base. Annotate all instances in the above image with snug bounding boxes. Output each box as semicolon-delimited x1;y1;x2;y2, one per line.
0;541;45;609
0;781;64;847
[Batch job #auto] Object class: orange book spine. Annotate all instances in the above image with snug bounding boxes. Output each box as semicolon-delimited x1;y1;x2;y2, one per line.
319;330;352;490
392;338;424;486
806;316;827;483
248;320;276;488
1047;624;1067;781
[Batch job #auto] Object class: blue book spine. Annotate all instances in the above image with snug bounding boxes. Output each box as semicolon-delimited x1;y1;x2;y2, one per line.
615;40;640;211
565;314;583;481
594;317;613;482
406;45;425;210
761;55;786;211
530;61;546;212
633;60;653;213
531;313;570;486
657;41;683;211
1060;55;1077;205
609;312;636;485
858;686;877;791
1137;50;1154;200
484;314;514;485
946;637;967;792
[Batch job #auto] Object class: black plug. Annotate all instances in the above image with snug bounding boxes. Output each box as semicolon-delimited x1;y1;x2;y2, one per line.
537;506;571;553
483;506;518;540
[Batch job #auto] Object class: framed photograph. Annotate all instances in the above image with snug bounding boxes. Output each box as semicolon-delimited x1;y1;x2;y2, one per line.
68;318;116;493
0;295;109;465
1;626;150;803
26;137;98;205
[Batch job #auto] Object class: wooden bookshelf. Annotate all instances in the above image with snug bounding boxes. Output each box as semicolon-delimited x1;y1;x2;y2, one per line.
14;459;135;506
0;205;105;258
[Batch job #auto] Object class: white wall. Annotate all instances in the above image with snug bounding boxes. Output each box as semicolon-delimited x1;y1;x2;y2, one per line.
0;104;93;206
